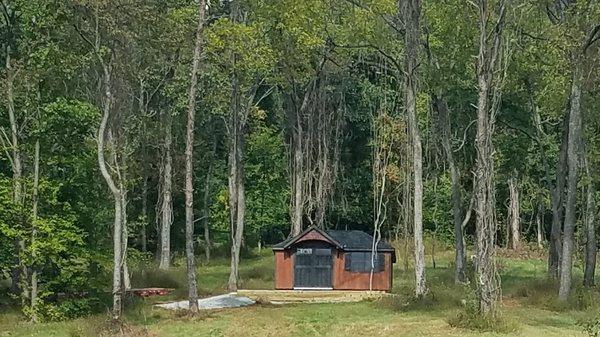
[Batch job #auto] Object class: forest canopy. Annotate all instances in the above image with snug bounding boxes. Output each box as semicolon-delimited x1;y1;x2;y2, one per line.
0;0;599;327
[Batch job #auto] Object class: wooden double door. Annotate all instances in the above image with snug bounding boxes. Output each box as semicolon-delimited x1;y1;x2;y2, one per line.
293;242;333;289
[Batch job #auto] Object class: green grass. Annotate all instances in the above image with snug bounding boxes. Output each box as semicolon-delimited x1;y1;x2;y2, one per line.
1;248;599;337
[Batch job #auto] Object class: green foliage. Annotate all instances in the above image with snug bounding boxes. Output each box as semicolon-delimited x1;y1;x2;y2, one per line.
448;301;518;333
582;317;600;337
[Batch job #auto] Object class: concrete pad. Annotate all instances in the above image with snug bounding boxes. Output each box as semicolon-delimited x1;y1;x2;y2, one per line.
155;293;255;310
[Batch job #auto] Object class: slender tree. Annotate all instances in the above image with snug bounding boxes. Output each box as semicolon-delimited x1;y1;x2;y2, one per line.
401;0;426;297
183;0;208;313
583;145;597;287
558;62;583;301
433;95;467;283
507;174;520;250
473;0;506;317
158;108;173;270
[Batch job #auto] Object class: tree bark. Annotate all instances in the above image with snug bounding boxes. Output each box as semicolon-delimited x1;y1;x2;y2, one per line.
5;45;25;295
184;0;207;313
158;109;173;270
583;152;596;287
433;95;466;283
30;138;40;322
549;113;568;279
291;120;303;236
141;172;148;253
139;82;149;253
473;0;505;317
536;199;544;249
558;62;583;301
527;84;548;251
96;60;124;320
289;85;314;236
227;71;247;292
203;135;216;263
401;0;426;297
507;176;520;250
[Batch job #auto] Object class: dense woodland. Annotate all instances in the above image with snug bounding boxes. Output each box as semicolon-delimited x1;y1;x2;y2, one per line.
1;0;600;329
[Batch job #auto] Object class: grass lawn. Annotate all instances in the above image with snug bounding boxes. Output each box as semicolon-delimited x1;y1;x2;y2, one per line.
1;247;599;337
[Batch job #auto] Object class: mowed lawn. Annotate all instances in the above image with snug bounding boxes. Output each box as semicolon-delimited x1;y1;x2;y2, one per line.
1;247;598;337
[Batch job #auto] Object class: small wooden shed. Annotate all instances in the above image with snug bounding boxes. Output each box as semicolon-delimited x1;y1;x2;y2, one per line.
272;226;396;292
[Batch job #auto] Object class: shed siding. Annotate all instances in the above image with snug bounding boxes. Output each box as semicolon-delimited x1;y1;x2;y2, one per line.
274;250;293;289
332;250;392;291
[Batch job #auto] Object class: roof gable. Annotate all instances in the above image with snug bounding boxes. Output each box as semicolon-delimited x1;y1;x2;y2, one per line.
273;227;395;253
272;226;342;250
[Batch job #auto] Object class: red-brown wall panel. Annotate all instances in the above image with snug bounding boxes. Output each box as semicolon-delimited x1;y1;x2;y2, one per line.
274;251;293;289
332;250;393;291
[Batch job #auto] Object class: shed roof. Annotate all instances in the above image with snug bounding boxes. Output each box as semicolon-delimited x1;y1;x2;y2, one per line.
272;226;395;253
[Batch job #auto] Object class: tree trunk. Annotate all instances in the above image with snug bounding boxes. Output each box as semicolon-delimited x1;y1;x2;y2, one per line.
158;109;173;270
558;62;583;301
583;160;596;287
401;0;426;298
507;176;520;250
203;136;216;263
30;138;40;322
96;61;124;320
5;46;24;295
139;79;148;253
536;200;544;249
141;173;148;253
549;113;568;279
473;0;505;317
184;0;207;313
433;95;467;283
227;69;247;292
291;126;303;236
118;169;130;292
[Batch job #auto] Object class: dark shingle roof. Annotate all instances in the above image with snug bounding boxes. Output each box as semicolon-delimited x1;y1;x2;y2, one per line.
272;227;394;252
326;230;394;251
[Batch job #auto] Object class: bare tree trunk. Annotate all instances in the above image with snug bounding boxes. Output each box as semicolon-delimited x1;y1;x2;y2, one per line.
141;173;148;253
558;62;583;301
536;199;544;249
203;136;216;263
403;141;412;273
5;46;24;295
30;138;40;322
158;110;173;270
184;0;207;313
527;80;549;251
508;176;520;250
227;70;248;292
291;121;303;236
117;165;130;292
138;79;148;253
371;109;392;291
290;86;313;236
401;0;426;298
549;115;568;279
583;152;596;287
433;95;467;283
473;0;506;317
96;60;124;320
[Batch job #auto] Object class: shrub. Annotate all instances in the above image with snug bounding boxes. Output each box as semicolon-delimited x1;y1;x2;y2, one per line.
582;317;600;337
447;302;518;333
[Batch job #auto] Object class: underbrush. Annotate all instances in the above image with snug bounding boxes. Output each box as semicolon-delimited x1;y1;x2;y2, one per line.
512;278;600;312
447;305;518;333
66;316;154;337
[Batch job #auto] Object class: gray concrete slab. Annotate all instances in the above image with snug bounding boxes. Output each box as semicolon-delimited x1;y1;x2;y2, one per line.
155;293;255;310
